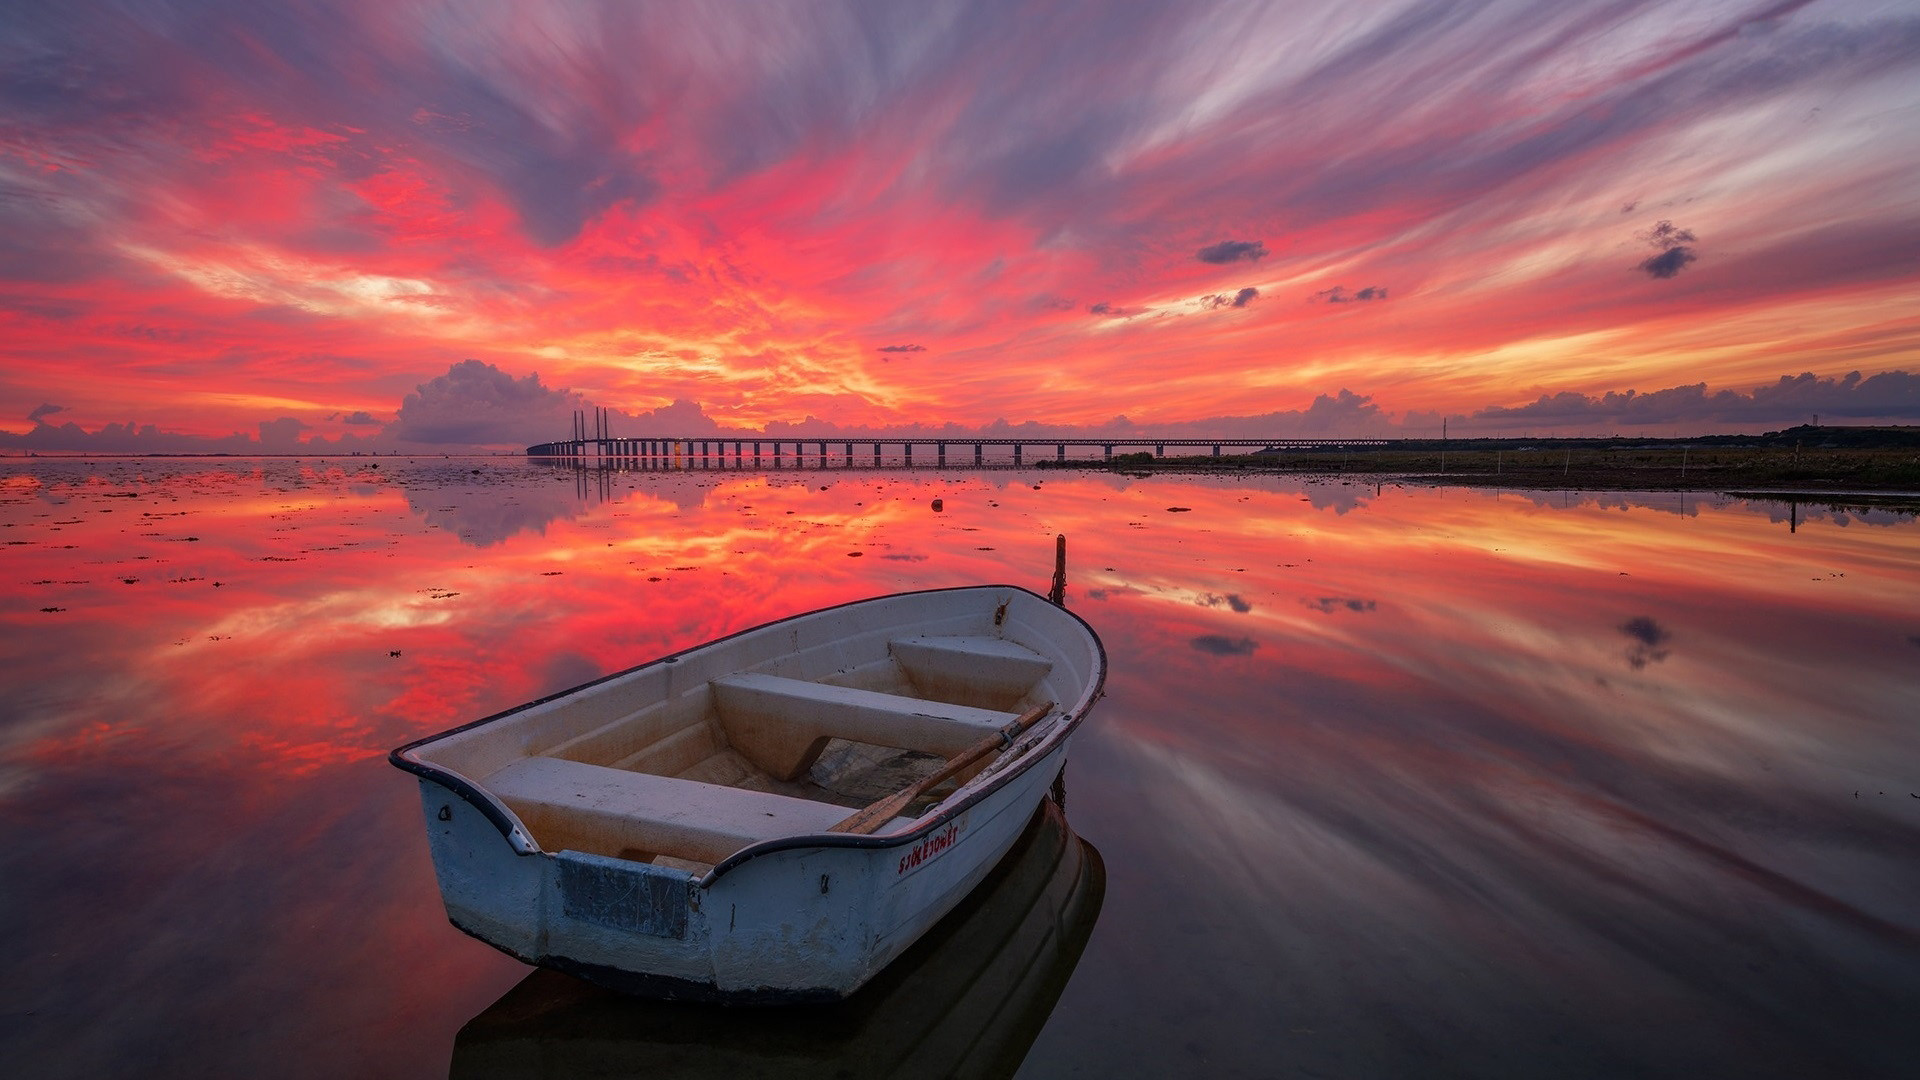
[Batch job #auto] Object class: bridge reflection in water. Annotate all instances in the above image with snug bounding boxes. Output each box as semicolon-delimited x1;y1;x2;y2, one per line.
450;796;1104;1080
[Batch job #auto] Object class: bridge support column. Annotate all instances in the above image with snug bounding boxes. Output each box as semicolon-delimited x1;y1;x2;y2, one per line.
1014;444;1023;464
873;443;881;465
1155;443;1164;457
1213;445;1221;456
844;442;853;466
937;442;946;467
1057;443;1065;461
904;443;913;466
1103;444;1112;460
974;443;983;465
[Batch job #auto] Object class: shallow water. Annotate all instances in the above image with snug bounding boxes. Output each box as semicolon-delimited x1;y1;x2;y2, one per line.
2;458;1916;1078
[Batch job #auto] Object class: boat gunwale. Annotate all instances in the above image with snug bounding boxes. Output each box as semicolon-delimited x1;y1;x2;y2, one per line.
387;584;1107;883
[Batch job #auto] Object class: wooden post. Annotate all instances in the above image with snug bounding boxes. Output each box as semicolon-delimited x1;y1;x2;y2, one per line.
1048;534;1067;607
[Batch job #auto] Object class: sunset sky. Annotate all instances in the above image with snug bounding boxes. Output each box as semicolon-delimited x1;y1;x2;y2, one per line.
4;0;1918;450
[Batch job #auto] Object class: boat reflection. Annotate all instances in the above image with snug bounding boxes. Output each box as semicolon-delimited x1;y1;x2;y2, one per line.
450;796;1104;1079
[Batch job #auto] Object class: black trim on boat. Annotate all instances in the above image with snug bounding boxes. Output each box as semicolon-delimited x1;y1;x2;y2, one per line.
387;584;1108;878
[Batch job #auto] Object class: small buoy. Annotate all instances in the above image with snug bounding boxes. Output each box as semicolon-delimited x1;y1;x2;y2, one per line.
931;498;943;512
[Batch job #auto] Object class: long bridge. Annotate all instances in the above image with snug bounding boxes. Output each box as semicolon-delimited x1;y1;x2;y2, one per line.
529;409;1389;467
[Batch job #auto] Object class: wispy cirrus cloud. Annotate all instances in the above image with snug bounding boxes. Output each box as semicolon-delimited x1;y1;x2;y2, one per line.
0;0;1916;440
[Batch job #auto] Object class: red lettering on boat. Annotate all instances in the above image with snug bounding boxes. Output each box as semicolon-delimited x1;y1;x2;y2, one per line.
897;822;961;876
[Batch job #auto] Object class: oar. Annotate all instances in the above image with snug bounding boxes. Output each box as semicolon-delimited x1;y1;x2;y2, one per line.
829;701;1055;835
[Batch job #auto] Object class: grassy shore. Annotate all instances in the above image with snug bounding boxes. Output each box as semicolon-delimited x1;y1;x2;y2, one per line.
1048;426;1920;496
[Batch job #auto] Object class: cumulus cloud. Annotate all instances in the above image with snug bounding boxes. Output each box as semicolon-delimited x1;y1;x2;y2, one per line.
876;344;926;353
1473;371;1920;427
1196;240;1268;264
27;403;66;423
389;359;586;447
1639;246;1697;279
341;410;381;426
1637;219;1699;279
624;397;720;434
256;416;309;449
1311;285;1389;303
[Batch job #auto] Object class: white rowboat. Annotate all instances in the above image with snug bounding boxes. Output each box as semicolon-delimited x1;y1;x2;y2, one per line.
390;585;1106;1001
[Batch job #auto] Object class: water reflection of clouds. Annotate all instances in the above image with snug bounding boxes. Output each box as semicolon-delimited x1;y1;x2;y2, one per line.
4;459;1919;1076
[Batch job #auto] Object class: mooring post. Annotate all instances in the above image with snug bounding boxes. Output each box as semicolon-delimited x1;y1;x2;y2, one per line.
1048;534;1067;607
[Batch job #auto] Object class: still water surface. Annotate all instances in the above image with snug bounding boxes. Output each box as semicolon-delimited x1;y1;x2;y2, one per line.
2;458;1916;1078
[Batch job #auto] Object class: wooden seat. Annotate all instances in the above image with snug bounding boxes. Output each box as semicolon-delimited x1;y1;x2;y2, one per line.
890;634;1052;710
711;672;1019;780
488;757;854;865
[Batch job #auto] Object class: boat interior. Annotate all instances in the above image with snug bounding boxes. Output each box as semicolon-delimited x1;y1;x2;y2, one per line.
414;619;1064;874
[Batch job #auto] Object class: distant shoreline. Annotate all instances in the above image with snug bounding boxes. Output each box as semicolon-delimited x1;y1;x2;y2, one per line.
1051;452;1920;501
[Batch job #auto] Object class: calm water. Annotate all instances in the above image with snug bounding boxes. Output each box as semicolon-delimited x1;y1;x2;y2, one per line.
2;458;1916;1078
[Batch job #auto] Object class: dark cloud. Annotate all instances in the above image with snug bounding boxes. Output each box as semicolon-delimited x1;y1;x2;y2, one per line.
341;411;380;426
1196;240;1268;264
1191;634;1259;656
1637;219;1699;278
1641;220;1698;249
876;344;927;353
1639;246;1698;279
27;403;65;422
389;359;585;447
1232;286;1258;308
1199;593;1254;613
1305;597;1377;614
1312;285;1388;304
1621;616;1671;648
1088;301;1144;317
1474;370;1920;427
1621;616;1672;669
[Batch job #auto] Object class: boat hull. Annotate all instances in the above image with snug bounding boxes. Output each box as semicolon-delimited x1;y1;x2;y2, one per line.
396;586;1104;1000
